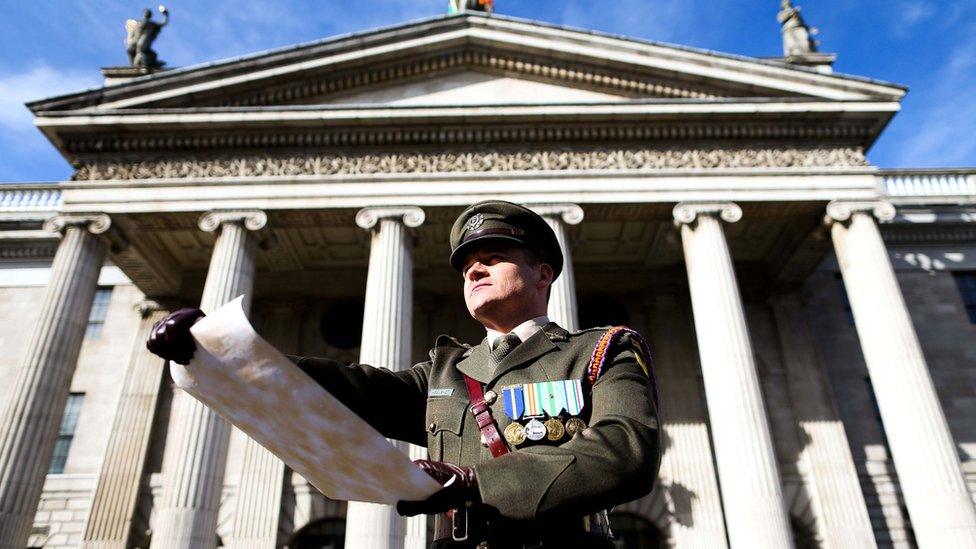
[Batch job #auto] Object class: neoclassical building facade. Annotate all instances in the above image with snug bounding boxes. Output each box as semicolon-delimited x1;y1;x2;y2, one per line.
0;11;974;549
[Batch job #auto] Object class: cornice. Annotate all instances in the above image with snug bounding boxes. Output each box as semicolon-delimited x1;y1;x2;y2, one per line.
60;119;876;156
72;146;869;181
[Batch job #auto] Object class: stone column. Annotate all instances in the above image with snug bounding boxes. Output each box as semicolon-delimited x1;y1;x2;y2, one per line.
530;204;584;331
152;211;269;549
649;297;729;548
345;207;425;549
772;295;876;548
83;301;169;549
826;201;976;548
673;202;795;549
228;301;303;549
0;214;115;547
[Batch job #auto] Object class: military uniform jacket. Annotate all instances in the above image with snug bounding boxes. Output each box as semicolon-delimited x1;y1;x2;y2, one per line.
291;322;660;523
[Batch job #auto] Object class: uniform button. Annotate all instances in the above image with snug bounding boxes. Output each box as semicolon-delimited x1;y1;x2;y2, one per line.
484;390;497;405
428;422;436;433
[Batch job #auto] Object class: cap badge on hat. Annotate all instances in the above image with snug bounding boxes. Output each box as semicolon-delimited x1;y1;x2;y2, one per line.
465;213;486;231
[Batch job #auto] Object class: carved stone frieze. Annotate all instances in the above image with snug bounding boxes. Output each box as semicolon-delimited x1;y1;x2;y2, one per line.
73;146;869;181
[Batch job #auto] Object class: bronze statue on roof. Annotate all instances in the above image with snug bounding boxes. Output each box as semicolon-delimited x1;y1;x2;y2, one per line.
126;6;169;68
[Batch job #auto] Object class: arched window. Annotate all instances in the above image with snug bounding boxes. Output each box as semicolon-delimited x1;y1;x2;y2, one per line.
286;517;345;549
609;512;664;549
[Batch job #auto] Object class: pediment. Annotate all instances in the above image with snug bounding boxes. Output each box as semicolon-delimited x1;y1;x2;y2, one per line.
30;13;905;114
310;71;630;106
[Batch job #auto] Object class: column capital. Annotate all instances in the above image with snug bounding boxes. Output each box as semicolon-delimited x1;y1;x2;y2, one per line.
355;206;425;230
198;210;268;233
825;200;896;225
43;213;112;235
43;213;128;253
672;202;742;226
527;203;585;225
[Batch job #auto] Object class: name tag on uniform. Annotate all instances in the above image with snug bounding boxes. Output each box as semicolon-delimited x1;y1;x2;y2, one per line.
428;388;454;397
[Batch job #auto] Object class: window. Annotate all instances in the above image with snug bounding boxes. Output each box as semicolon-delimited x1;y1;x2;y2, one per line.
85;287;113;339
953;272;976;323
48;393;84;474
834;274;855;326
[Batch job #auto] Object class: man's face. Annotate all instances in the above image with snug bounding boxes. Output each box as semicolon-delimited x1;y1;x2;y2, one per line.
461;243;546;325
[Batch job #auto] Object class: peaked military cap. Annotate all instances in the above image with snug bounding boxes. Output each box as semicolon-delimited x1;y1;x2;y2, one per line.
449;200;563;279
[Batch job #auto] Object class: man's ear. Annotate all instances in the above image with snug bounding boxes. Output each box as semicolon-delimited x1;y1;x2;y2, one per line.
538;263;554;288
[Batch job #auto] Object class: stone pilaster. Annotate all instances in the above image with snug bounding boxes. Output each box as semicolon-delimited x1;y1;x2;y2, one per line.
772;295;876;548
152;210;268;549
673;202;795;549
83;301;170;549
0;214;114;548
228;301;303;549
530;204;584;331
649;297;728;548
345;207;425;549
827;200;976;548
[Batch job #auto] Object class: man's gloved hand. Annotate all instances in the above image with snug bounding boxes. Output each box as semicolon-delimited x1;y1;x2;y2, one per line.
146;308;206;365
396;459;480;516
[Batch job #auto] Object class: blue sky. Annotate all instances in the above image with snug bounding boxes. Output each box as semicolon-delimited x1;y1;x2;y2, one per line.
0;0;974;182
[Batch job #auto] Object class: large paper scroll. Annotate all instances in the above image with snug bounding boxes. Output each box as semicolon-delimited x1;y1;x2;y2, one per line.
170;296;440;504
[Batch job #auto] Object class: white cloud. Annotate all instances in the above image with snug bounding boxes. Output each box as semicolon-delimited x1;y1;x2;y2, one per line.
0;65;100;134
892;1;935;37
892;27;976;166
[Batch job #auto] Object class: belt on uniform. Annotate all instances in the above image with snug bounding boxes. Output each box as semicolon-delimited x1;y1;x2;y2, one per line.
432;508;612;546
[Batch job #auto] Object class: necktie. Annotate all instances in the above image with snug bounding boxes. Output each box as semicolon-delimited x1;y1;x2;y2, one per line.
491;333;522;364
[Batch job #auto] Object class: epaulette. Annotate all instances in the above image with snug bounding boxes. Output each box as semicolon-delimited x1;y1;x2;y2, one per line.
433;334;470;349
430;334;471;360
586;326;659;410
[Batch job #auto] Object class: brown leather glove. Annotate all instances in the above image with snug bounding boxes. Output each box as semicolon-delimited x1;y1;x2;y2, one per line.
146;308;206;365
396;459;480;516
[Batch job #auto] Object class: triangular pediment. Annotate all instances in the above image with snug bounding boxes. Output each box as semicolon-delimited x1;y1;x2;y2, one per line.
30;13;905;114
311;70;630;106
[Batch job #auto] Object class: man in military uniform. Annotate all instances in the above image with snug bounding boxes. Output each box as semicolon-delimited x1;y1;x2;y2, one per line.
148;200;660;548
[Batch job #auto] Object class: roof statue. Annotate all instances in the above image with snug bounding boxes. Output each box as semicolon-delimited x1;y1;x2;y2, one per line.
777;0;818;56
448;0;493;15
125;5;169;69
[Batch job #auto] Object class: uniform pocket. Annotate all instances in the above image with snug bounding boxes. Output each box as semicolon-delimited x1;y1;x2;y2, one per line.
425;397;467;462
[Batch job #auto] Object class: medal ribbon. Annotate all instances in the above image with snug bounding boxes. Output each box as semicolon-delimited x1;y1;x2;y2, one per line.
502;386;525;419
506;380;583;417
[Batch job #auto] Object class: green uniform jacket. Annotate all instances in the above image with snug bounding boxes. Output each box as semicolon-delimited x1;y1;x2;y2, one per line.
291;322;660;522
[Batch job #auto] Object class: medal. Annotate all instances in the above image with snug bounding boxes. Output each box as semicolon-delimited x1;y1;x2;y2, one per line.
544;417;565;441
524;418;547;441
504;422;526;446
565;417;587;437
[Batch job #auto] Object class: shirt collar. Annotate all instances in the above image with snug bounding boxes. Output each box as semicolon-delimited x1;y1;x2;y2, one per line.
486;315;550;350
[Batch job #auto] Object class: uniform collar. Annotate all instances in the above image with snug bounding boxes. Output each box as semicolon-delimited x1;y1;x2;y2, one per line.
486;315;550;350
